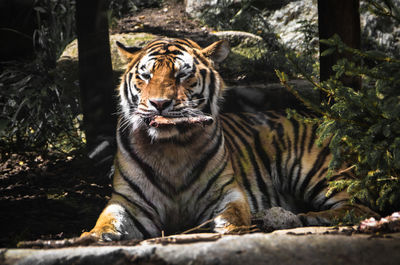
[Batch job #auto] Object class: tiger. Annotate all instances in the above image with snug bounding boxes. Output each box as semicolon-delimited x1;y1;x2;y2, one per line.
81;38;377;241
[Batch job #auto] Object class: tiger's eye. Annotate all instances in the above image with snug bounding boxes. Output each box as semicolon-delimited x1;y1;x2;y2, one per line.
141;73;151;80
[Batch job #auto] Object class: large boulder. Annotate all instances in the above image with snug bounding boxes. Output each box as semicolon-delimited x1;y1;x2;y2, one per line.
56;33;158;101
59;33;158;74
184;0;293;19
184;0;240;18
267;0;318;51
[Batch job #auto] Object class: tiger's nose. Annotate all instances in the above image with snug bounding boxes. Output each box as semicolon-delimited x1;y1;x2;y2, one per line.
149;99;173;112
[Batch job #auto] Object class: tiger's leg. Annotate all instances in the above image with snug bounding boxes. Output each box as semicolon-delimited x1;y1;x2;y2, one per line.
213;201;251;233
210;187;252;234
81;197;160;241
297;189;379;226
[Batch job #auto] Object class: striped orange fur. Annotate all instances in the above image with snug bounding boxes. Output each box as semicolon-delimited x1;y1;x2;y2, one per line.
82;38;377;241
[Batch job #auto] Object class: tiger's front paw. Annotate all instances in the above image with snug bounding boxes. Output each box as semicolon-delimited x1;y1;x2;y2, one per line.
213;216;254;234
80;227;123;242
213;216;234;234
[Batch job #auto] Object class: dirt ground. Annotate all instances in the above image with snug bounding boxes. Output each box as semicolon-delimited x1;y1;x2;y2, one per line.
111;0;214;45
0;152;112;247
1;0;210;248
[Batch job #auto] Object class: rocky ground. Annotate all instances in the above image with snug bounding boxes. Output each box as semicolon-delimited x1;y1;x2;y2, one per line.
3;228;400;265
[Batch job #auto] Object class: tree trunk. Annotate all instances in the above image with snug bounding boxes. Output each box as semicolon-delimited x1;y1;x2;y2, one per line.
318;0;361;89
75;0;116;154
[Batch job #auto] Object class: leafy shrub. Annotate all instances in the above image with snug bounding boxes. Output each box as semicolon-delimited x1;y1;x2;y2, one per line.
277;0;400;214
0;0;82;155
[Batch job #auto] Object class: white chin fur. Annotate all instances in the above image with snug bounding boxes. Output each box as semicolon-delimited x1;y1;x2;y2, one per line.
147;126;180;141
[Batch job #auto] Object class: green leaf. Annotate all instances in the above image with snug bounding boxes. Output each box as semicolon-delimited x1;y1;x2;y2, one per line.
321;47;336;57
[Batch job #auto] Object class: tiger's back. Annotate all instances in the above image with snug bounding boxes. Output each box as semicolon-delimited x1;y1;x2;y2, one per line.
221;112;350;221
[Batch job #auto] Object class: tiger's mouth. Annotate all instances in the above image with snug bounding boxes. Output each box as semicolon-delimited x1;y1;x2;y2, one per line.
145;115;214;128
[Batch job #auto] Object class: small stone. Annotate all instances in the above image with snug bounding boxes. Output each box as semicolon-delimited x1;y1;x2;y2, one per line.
262;207;303;232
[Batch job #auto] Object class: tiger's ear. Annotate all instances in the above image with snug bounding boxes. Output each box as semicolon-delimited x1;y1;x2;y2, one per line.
116;41;142;61
201;40;230;63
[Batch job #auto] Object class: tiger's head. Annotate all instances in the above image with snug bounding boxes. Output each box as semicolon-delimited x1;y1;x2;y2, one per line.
117;38;230;140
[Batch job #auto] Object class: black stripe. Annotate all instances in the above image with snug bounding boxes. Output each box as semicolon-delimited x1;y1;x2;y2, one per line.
221;118;259;212
199;69;207;95
196;176;235;223
193;50;209;66
323;199;349;211
291;118;300;155
273;122;286;149
196;153;229;202
225;116;271;208
176;39;194;47
306;167;328;204
133;84;141;93
317;189;339;209
177;123;223;193
112;190;160;229
238;113;279;206
233;113;272;179
253;132;272;177
265;111;280;119
203;70;216;115
208;71;216;107
164;56;175;65
117;127;174;197
286;118;300;190
272;136;283;189
147;44;164;53
234;113;257;127
284;136;292;179
308;123;319;153
112;191;154;238
291;123;307;194
149;51;164;57
316;173;347;209
117;164;161;218
228;114;252;135
169;50;184;55
173;43;186;51
124;75;131;104
299;146;330;195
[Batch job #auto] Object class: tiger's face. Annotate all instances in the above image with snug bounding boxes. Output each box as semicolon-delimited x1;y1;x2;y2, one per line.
117;38;230;140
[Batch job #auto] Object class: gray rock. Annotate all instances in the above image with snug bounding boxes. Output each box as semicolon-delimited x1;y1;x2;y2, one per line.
267;0;318;51
3;231;400;265
267;0;400;54
59;33;158;73
211;30;264;47
184;0;240;18
261;207;303;232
